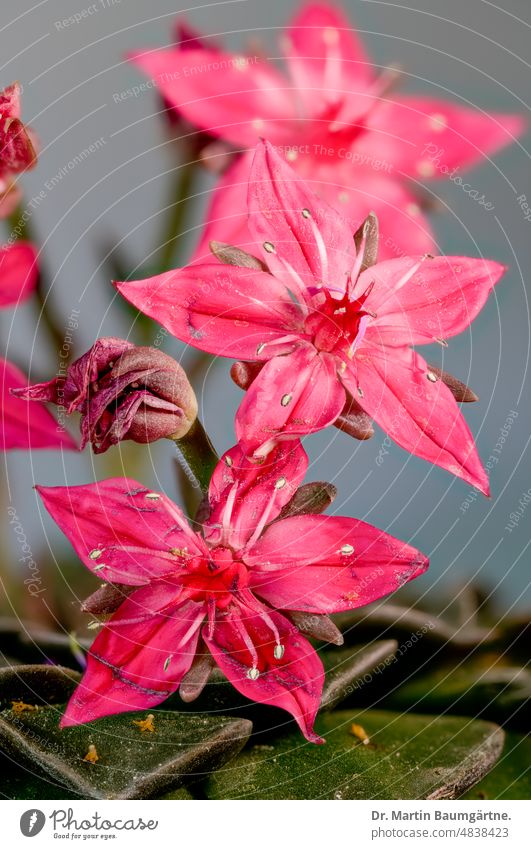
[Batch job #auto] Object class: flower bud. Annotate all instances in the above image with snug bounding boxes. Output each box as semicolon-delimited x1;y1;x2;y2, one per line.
11;337;197;453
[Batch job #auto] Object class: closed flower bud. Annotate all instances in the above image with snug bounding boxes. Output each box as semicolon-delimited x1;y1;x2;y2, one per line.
11;337;197;453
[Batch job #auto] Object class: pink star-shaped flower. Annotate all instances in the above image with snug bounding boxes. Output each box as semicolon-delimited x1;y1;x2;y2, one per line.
129;2;523;260
38;440;427;741
116;141;506;493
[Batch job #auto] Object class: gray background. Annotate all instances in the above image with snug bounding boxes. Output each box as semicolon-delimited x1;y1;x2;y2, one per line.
2;0;530;618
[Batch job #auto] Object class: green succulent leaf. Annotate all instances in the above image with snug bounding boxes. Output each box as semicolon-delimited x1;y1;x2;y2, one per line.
0;665;251;800
320;641;398;711
462;732;531;800
383;656;530;730
204;710;504;800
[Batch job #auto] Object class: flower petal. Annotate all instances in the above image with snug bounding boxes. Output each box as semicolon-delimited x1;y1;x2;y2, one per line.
0;242;38;307
363;96;525;179
205;441;308;550
115;264;303;360
235;346;346;456
128;48;297;146
316;169;436;259
61;591;204;726
1;358;76;451
204;602;324;742
345;347;489;493
246;514;428;612
37;478;206;586
248;140;356;297
363;256;506;346
283;2;374;114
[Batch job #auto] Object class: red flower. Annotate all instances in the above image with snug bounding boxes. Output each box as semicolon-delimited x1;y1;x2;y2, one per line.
116;141;505;493
37;441;427;741
128;2;523;260
0;82;38;217
0;241;74;450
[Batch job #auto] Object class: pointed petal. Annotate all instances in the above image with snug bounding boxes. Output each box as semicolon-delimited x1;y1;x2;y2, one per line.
235;346;346;457
206;441;308;550
346;348;489;493
316;168;437;259
128;48;297;146
115;263;302;360
364;96;525;178
364;256;506;346
1;358;76;450
37;478;205;586
0;242;38;307
204;603;324;742
248;141;356;296
246;514;428;612
61;591;204;726
191;148;436;268
283;3;374;114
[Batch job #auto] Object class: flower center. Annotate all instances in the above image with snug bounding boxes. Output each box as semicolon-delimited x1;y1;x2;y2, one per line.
305;289;371;356
180;545;249;610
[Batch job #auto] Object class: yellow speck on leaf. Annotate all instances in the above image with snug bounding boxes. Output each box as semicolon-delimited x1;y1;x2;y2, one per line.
83;744;99;764
133;713;155;733
350;723;370;745
11;700;38;715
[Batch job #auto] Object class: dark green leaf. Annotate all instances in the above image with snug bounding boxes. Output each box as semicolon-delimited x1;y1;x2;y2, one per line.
205;710;504;800
0;665;251;799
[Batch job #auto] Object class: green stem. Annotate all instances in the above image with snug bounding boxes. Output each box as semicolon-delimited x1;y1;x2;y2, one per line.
171;418;218;494
155;159;199;272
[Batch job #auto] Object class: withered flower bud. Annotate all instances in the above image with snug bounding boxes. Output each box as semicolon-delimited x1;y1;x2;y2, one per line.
11;337;197;453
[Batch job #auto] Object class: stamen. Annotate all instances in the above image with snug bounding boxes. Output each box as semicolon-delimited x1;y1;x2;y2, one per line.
273;253;310;308
220;480;240;543
274;644;285;660
263;241;276;253
89;549;103;560
233;617;259;670
306;212;329;281
174;609;206;650
244;480;287;549
426;371;438;383
281;393;292;406
207;597;216;639
340;544;355;555
145;493;161;500
224;455;233;467
163;655;172;672
247;667;260;680
322;27;341;98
